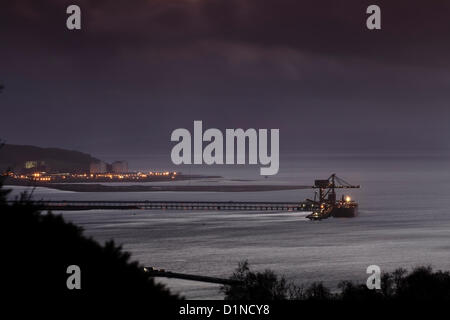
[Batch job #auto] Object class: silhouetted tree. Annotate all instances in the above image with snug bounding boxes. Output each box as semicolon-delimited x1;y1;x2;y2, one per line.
223;261;450;301
221;260;290;300
338;281;383;301
303;282;333;300
338;267;450;301
395;266;450;300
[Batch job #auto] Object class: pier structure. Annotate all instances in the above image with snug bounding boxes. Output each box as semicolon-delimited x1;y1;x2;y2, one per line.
6;200;319;212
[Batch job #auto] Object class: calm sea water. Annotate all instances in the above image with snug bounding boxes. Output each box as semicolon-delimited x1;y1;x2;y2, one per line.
6;154;450;299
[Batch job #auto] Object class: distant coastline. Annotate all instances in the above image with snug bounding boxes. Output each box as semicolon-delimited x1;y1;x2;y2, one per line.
5;182;310;192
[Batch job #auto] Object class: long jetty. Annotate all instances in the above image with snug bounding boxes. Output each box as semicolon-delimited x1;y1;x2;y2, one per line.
7;200;319;211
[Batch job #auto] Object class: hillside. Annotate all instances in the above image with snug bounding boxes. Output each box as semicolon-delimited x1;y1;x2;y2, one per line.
0;144;100;173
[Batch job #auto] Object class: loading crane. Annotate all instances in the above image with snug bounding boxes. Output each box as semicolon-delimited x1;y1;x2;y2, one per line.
306;174;360;220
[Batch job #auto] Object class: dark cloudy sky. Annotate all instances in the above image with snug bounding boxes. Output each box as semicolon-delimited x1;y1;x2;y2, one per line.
1;0;450;157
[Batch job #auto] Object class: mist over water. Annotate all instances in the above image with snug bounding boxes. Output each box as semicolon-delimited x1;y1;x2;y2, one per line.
7;153;450;299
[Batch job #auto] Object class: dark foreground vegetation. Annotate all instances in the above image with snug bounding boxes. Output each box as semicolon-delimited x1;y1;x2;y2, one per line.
1;177;178;299
221;260;450;301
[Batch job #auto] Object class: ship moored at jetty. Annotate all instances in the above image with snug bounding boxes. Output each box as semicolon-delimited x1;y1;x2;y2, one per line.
306;174;360;220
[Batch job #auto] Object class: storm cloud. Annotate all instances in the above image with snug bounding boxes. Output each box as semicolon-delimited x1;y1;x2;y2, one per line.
1;0;449;156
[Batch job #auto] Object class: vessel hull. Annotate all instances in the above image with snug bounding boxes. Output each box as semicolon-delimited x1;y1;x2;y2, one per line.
331;206;358;218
